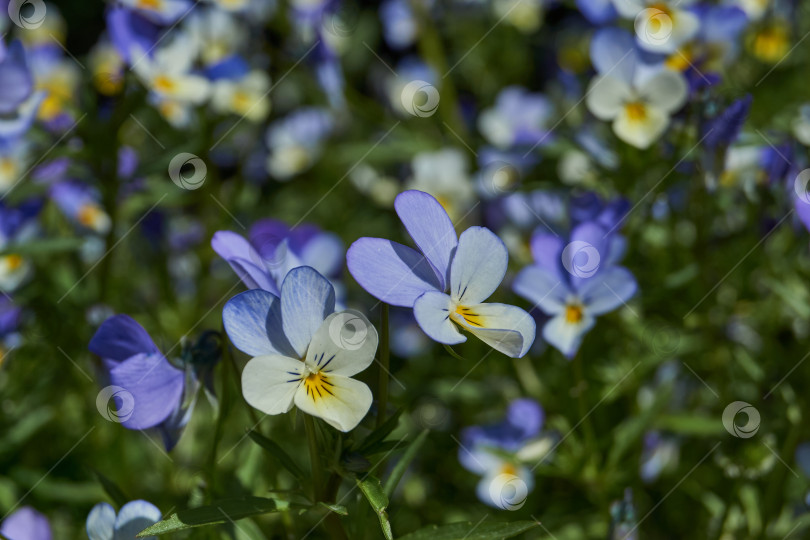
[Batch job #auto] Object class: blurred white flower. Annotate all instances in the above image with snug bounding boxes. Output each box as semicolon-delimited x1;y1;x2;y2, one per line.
406;148;475;222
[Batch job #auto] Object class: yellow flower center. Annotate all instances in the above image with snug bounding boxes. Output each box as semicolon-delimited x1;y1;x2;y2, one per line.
78;204;103;228
153;75;177;94
452;305;484;327
304;371;334;400
565;304;584;324
3;254;23;271
231;90;253;113
625;102;648;122
0;158;16;179
751;25;789;63
501;462;517;476
665;46;694;71
137;0;163;10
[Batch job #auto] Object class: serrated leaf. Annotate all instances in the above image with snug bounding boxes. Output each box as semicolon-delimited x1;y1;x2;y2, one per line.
136;497;279;537
356;475;392;540
398;520;540;540
384;429;428;497
248;430;306;480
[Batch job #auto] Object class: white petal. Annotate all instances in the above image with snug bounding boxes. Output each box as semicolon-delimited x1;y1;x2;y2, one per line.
450;302;536;358
413;291;466;345
585;75;633;120
542;312;595;358
612;103;669;149
639;70;687;113
449;227;508;304
305;310;378;377
294;374;372;432
241;355;304;415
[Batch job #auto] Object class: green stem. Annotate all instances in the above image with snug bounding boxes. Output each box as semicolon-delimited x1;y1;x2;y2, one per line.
304;415;324;501
573;354;597;470
376;304;390;428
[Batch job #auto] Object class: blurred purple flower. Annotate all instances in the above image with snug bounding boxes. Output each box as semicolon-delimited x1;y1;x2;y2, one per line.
86;500;161;540
0;507;51;540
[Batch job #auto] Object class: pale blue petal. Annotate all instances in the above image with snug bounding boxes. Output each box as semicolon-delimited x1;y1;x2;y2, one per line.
449;227;508;304
281;266;335;358
86;503;116;540
222;289;296;358
590;27;637;85
579;266;637;315
512;265;568;315
395;190;458;289
113;500;162;540
347;237;442;307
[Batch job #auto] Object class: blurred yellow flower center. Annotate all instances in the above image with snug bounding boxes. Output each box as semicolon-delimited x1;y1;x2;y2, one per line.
666;46;694;71
625;102;648;122
3;254;23;271
304;371;334;400
501;462;517;476
452;305;483;327
752;25;789;63
231;91;253;113
0;158;16;178
153;75;177;93
137;0;163;10
78;204;103;227
565;304;584;324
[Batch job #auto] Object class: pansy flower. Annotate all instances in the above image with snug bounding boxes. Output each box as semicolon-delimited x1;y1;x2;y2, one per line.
116;0;192;25
612;0;700;54
223;266;377;432
0;507;51;540
585;28;688;149
265;108;334;180
0;199;40;293
89;314;216;450
347;190;535;358
458;399;554;509
478;86;554;150
49;181;112;234
212;219;344;298
86;500;161;540
513;221;637;357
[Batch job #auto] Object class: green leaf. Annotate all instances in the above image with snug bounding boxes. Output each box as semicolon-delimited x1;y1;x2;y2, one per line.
398;520;540;540
384;429;428;497
654;414;725;436
0;237;84;256
136;497;279;536
356;408;403;454
355;475;393;540
318;502;349;515
247;430;306;480
91;469;129;508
